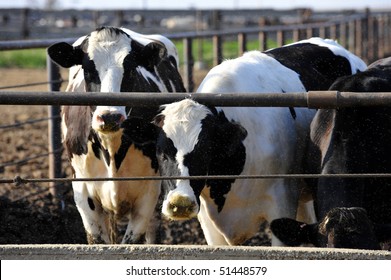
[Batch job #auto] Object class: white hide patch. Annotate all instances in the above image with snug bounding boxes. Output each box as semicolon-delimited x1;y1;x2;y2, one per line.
198;51;306;94
86;29;131;93
84;29;132;134
160;99;212;166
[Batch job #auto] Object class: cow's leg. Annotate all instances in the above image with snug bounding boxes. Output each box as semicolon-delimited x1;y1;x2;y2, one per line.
73;182;111;244
268;180;301;246
296;198;317;224
145;189;165;244
121;190;160;244
198;200;229;245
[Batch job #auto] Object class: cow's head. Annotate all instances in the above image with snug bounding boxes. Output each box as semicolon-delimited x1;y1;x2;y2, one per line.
319;207;381;250
48;27;171;137
152;99;247;220
270;207;382;249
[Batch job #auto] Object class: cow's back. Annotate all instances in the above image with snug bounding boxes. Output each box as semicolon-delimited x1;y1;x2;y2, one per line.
265;37;366;89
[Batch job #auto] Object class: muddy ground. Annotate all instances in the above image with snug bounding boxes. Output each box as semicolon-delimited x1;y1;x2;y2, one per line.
0;68;272;246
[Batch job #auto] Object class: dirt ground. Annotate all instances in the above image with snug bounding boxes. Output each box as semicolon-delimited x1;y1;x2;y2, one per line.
0;68;272;246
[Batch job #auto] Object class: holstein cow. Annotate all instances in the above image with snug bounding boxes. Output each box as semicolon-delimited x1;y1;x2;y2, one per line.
47;26;186;244
152;37;366;245
271;207;388;250
270;57;391;249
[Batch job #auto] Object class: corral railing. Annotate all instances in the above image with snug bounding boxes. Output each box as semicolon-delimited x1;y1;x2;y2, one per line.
0;9;391;204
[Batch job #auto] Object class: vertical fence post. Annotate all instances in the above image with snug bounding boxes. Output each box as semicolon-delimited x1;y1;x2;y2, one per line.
361;9;370;63
213;35;223;66
292;29;300;42
377;15;385;59
183;37;194;92
384;13;391;56
258;31;267;51
373;15;379;61
319;26;326;38
46;55;64;209
355;18;363;58
238;32;247;56
339;21;347;48
276;30;285;47
348;19;356;53
367;10;375;62
21;8;30;39
306;27;313;38
387;13;391;55
330;24;338;40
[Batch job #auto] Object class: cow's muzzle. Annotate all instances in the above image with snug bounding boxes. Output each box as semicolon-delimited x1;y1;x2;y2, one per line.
163;192;198;220
96;113;125;132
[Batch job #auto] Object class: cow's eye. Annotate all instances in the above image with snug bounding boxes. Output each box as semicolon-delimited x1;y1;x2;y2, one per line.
161;154;169;162
158;151;171;163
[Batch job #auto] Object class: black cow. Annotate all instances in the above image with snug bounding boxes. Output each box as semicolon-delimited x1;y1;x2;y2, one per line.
270;57;391;249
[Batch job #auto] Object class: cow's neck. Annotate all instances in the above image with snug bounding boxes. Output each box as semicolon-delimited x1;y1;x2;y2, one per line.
97;130;123;172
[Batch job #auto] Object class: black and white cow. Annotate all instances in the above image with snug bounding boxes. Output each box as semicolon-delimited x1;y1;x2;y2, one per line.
271;207;388;250
47;26;186;244
152;38;366;246
270;57;391;249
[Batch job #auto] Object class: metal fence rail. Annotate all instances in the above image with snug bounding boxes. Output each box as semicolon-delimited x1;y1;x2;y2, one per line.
3;172;391;185
2;90;391;108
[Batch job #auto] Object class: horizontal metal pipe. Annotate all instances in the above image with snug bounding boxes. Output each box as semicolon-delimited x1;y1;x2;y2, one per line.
0;38;78;51
3;172;391;185
2;91;391;108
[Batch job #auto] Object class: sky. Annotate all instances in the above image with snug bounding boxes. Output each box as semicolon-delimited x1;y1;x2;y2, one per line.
1;0;391;11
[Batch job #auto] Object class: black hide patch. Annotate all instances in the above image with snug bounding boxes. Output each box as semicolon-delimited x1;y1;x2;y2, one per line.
89;131;110;166
117;113;160;172
265;43;354;90
155;131;180;194
183;110;247;212
270;218;323;247
87;197;95;211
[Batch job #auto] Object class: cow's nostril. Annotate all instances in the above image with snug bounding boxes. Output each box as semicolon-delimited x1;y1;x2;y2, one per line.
97;113;125;132
168;199;195;218
170;204;193;213
100;113;124;125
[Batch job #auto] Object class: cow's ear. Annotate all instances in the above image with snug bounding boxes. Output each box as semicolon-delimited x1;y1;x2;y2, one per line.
270;218;313;246
151;113;165;128
131;40;167;70
310;109;336;163
47;42;84;68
